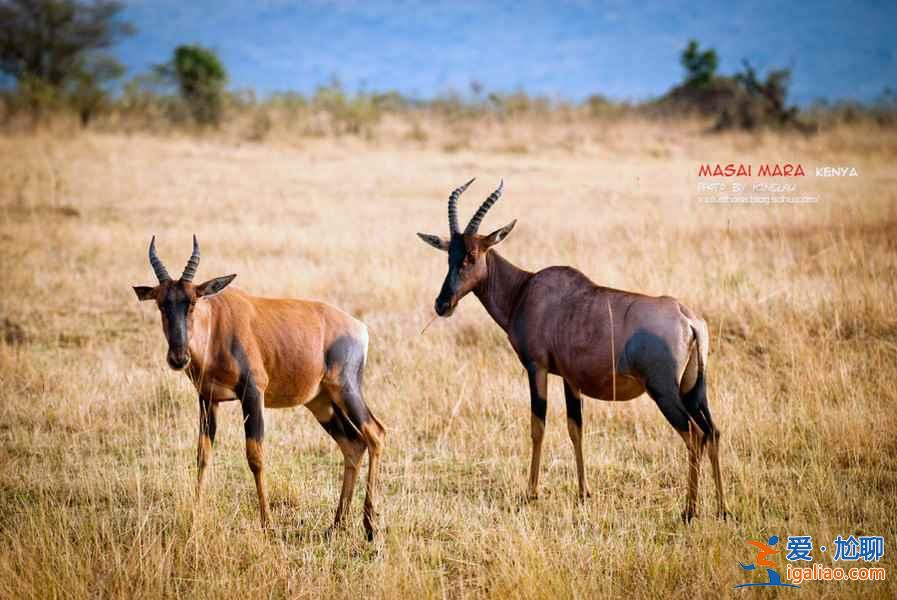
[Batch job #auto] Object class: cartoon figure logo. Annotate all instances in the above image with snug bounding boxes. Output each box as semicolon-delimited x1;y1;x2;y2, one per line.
736;535;800;589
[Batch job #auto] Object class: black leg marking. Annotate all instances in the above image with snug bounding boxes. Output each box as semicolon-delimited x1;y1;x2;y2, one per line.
324;334;385;541
309;398;367;532
230;337;269;527
625;329;705;522
625;330;692;433
196;394;218;499
644;382;691;433
241;389;265;442
681;367;713;440
682;362;727;518
232;338;264;442
199;394;217;443
563;380;582;427
325;335;373;429
320;405;353;440
563;379;591;499
528;367;548;423
645;377;702;523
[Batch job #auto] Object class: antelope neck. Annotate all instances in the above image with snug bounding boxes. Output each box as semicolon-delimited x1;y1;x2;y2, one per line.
473;250;532;333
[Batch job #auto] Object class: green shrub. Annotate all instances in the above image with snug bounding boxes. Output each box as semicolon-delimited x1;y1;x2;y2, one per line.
681;40;718;88
170;45;227;126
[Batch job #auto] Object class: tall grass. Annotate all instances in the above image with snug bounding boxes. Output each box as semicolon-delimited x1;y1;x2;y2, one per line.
0;121;895;598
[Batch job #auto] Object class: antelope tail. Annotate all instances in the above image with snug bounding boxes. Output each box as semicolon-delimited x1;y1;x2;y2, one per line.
683;318;715;440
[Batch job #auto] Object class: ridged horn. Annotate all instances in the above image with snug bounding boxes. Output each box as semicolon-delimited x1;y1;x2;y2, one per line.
449;178;475;234
148;236;171;283
181;235;200;282
465;178;503;235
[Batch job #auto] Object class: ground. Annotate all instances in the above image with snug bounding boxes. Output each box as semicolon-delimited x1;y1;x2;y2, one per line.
1;120;895;598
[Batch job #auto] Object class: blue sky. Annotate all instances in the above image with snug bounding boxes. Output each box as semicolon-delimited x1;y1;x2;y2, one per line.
115;1;897;104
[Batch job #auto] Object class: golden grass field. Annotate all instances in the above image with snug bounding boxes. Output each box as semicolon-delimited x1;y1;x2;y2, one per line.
1;118;895;598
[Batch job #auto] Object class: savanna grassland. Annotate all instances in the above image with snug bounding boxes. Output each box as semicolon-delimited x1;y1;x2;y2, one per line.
1;117;895;599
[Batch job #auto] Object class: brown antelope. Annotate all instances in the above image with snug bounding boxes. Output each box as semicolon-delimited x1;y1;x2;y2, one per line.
132;236;385;539
417;180;727;522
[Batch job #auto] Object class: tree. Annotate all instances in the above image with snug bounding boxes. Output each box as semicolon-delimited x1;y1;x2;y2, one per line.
0;0;133;123
163;45;227;126
0;0;132;85
715;60;809;132
680;39;718;88
67;52;123;125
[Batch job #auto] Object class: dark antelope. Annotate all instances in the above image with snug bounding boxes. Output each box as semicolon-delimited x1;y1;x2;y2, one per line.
133;237;385;539
417;180;727;521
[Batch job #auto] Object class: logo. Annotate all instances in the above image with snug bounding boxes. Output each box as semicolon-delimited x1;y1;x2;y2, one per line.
736;535;800;589
735;534;886;590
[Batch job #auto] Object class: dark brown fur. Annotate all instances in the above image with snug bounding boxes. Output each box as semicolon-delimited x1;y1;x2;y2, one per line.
419;182;727;521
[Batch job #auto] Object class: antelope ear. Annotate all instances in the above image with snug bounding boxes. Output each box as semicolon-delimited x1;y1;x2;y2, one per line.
195;274;236;297
417;232;450;252
132;286;156;301
483;219;517;247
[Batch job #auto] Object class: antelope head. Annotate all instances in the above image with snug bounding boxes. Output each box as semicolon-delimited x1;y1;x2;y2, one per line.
417;179;516;317
132;236;236;370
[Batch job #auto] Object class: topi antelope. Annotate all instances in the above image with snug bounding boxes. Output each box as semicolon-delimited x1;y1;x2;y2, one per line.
132;236;385;539
417;180;727;522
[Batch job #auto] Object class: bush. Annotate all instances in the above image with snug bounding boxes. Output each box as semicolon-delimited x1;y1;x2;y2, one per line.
312;81;382;136
168;45;227;126
654;41;813;132
681;40;718;88
714;61;814;132
66;54;124;126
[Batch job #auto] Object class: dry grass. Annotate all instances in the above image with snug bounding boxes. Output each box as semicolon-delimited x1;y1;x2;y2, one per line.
1;119;896;598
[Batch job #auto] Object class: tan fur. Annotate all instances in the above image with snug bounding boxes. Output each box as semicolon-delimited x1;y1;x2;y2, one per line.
185;287;365;408
137;272;383;536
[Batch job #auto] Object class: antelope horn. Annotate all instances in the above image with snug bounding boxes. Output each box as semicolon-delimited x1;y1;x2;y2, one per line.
449;177;475;234
148;236;171;283
465;178;503;235
181;235;200;282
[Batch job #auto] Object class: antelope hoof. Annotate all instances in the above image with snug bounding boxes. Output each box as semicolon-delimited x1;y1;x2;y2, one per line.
717;509;730;521
578;488;592;501
363;511;377;542
681;508;696;524
363;521;377;542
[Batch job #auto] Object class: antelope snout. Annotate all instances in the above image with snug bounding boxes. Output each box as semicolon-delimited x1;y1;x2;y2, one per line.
434;297;455;317
166;349;190;370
